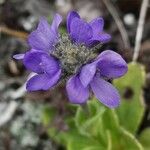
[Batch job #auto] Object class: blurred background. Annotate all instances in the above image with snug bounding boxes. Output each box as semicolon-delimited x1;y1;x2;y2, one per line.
0;0;150;150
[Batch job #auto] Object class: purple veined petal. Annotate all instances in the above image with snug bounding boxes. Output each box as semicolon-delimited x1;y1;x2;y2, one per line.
26;69;61;91
67;11;80;33
97;50;128;79
94;33;111;43
37;17;51;31
89;17;104;34
28;18;52;51
13;54;25;60
41;54;60;76
23;50;46;74
79;62;97;87
51;13;62;36
28;16;61;52
87;33;111;47
66;75;89;104
86;17;111;47
70;17;93;45
90;76;120;108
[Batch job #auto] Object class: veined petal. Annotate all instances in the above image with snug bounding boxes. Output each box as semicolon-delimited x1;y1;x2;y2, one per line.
26;69;61;91
87;33;111;47
70;17;93;45
37;17;51;31
66;75;89;104
89;17;104;34
93;33;111;43
67;11;80;33
87;17;111;46
28;16;61;52
41;54;60;76
97;50;128;79
90;76;120;108
23;50;60;76
23;50;46;74
79;62;97;87
51;13;62;36
13;53;25;60
28;18;53;51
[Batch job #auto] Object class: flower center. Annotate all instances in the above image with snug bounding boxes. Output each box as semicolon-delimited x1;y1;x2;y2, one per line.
52;34;98;76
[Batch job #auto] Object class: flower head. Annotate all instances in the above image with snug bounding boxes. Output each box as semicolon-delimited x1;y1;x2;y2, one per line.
14;14;62;91
13;11;128;108
66;50;127;108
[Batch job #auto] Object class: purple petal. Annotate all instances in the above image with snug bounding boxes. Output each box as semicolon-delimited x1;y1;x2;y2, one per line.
87;33;111;47
51;13;62;36
70;17;93;45
41;54;60;76
28;18;52;51
67;11;80;33
26;69;61;91
13;54;25;60
37;17;51;31
97;50;128;79
89;17;104;34
66;75;89;104
28;16;61;52
23;50;45;74
86;17;111;46
94;33;111;43
23;50;60;75
79;63;97;87
90;76;120;108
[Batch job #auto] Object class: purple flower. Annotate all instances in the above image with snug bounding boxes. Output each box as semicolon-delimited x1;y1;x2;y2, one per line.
14;14;62;91
23;50;61;91
67;11;111;47
13;11;128;108
66;50;127;108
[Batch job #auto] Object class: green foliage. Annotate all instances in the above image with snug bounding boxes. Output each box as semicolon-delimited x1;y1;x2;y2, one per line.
46;100;143;150
42;63;149;150
139;128;150;150
114;62;145;134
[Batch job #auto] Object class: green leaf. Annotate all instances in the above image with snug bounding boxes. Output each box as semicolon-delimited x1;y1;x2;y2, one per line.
75;100;106;137
102;109;120;130
114;62;145;134
139;128;150;150
75;100;102;127
115;127;143;150
102;107;143;150
67;134;105;150
74;101;108;147
46;91;144;150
